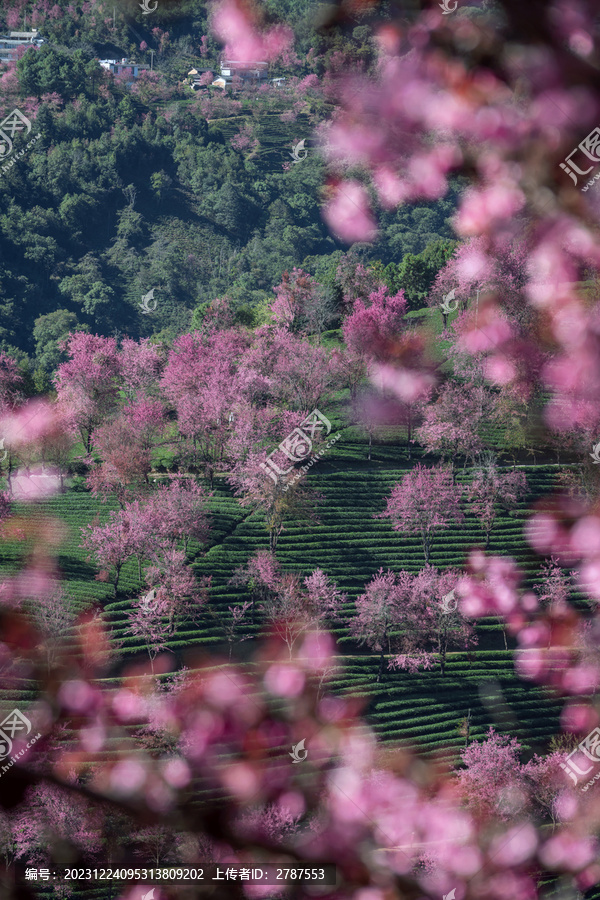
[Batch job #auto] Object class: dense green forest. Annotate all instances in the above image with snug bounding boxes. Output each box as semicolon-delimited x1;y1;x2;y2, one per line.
0;0;459;384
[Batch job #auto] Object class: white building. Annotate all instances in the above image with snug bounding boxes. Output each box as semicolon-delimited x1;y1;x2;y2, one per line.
0;30;41;63
99;58;148;80
220;60;268;81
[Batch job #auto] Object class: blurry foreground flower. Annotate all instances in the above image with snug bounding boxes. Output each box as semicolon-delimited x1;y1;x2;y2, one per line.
11;466;61;501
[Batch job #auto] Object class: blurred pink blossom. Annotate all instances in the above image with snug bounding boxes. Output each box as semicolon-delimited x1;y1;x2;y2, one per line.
11;466;61;501
323;181;378;243
211;0;293;64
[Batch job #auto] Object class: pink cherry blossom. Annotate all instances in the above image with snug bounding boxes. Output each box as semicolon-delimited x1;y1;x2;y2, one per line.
323;181;378;243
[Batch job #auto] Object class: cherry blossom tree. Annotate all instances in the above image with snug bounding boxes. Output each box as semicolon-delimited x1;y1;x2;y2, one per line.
269;269;337;339
81;510;138;595
126;589;172;674
336;253;382;308
342;285;407;356
231;552;344;657
236;802;302;844
135;824;180;866
54;333;120;453
533;559;574;613
523;752;569;829
119;338;163;401
144;547;209;634
142;479;211;555
26;582;74;667
350;568;410;682
161;330;248;485
389;565;477;676
467;460;528;548
86;401;164;505
243;328;339;412
15;781;101;865
260;568;345;658
427;238;532;330
378;464;464;563
228;453;322;553
196;296;235;334
353;566;475;679
230;549;281;622
0;809;18;870
38;399;75;492
416;381;493;474
456;727;529;822
332;345;367;405
0;352;23;412
1;399;69;492
219;601;252;660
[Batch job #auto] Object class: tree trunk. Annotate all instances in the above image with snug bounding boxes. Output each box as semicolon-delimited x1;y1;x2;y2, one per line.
368;430;372;462
270;528;279;553
377;648;384;683
499;618;507;650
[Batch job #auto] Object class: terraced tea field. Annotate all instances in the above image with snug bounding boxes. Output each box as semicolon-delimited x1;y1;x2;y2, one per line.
2;429;579;772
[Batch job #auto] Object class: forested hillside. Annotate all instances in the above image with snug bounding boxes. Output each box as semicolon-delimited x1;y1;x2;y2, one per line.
0;0;458;384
